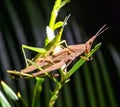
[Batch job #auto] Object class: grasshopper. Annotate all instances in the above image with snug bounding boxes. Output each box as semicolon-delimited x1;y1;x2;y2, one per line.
7;24;108;78
22;14;70;66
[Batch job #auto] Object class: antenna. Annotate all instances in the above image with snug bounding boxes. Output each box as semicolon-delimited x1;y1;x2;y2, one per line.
95;24;109;37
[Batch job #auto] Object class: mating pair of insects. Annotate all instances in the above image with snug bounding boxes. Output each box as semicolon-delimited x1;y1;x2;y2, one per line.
8;24;108;78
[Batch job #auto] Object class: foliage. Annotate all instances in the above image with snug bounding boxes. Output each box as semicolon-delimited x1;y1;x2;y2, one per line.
0;0;119;107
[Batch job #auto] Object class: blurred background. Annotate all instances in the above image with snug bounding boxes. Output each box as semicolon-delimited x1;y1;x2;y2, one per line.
0;0;119;107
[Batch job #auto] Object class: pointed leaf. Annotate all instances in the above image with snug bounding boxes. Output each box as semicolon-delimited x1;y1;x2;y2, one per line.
0;91;11;107
53;21;63;30
1;81;18;101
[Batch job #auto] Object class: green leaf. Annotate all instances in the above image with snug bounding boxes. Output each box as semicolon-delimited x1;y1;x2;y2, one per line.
0;90;11;107
53;21;63;30
59;0;71;9
1;81;18;101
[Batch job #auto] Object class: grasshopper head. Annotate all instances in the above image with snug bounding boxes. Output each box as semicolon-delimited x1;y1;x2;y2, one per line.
85;24;109;54
85;35;97;54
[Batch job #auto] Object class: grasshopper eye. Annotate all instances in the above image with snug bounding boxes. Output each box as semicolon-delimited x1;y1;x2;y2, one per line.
89;41;92;45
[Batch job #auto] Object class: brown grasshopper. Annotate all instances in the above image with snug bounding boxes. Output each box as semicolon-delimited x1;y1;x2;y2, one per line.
7;24;108;78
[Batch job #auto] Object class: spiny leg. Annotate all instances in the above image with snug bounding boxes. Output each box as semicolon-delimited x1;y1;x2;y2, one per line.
22;44;47;67
52;40;68;55
80;55;92;61
59;40;68;48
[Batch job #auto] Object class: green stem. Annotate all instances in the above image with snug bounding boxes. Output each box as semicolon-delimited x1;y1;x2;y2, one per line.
32;78;44;107
49;0;61;30
48;82;62;107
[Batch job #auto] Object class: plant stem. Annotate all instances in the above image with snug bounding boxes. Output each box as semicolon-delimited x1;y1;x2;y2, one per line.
32;78;44;107
48;82;62;107
49;0;61;30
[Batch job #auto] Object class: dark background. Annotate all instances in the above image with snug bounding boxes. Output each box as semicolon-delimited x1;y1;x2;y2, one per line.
0;0;120;107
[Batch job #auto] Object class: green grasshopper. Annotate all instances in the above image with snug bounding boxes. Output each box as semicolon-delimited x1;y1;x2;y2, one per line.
7;15;70;78
22;14;70;67
8;24;108;78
